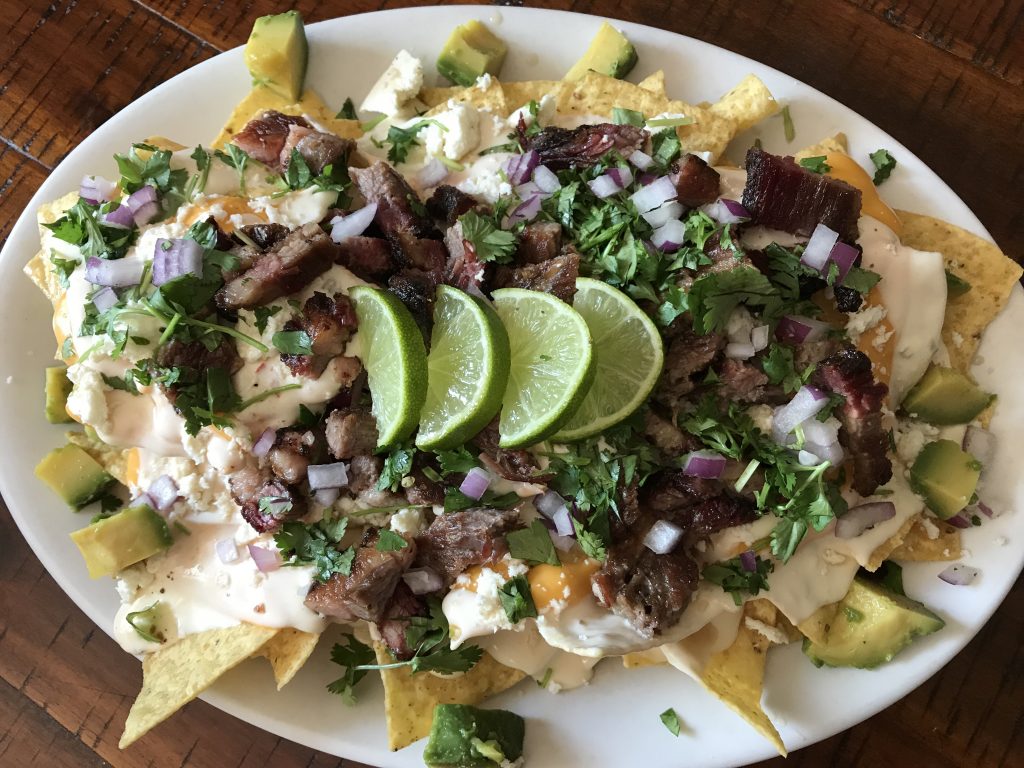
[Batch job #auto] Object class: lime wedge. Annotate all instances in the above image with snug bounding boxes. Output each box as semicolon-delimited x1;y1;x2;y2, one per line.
553;278;664;441
417;285;511;451
349;285;428;448
491;288;595;449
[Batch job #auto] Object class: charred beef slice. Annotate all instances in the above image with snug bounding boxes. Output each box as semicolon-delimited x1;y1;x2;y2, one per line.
414;507;521;588
229;466;306;533
522;123;646;170
671;154;721;207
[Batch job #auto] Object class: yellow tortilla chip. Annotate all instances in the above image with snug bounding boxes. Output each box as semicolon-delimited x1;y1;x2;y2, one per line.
622;646;668;669
866;513;919;571
890;516;962;561
700;606;786;756
502;80;560;109
796;601;840;646
66;430;131;486
420;85;464;109
554;70;671;124
425;77;508;117
120;624;278;748
637;70;667;96
25;192;81;305
794;133;849;160
375;643;526;750
254;628;320;690
213;86;361;149
708;74;779;135
896;211;1022;374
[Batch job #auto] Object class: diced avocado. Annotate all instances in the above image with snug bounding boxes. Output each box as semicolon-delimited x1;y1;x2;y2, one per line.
423;704;525;768
70;504;172;579
802;577;944;669
35;444;115;510
902;365;994;425
944;269;972;298
45;366;74;424
564;21;638;82
437;20;508;88
910;439;980;520
244;11;308;102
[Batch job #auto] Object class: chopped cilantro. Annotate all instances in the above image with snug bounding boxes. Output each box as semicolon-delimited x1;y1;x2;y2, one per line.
214;144;251;194
382;119;446;164
761;343;811;394
337;97;358;120
49;253;79;289
869;149;897;185
275;515;354;583
498;575;538;624
687;267;781;334
660;708;682;737
376;444;415;491
612;107;645;126
506;520;560;566
375;529;409;551
798;155;831;174
272;329;313;356
326;634;375;704
185;145;212;200
781;105;795;142
841;266;881;294
252;305;282;335
284;149;313;189
702;554;774;606
435;447;479;475
459;209;518;264
444;487;520;512
43;198;135;260
114;142;189;215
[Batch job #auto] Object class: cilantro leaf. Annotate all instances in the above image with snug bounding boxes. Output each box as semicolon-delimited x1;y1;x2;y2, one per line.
612;107;645;126
49;254;79;289
761;343;810;394
702;554;774;606
869;149;897;185
409;644;484;674
572;516;608;561
375;529;409;552
506;520;560;566
252;305;282;335
650;129;682;170
336;98;358;120
272;330;313;355
841;266;881;294
327;634;375;704
214;144;251;194
284;149;313;190
459;209;518;264
498;575;538;624
435;447;479;475
185;145;212;200
687;267;781;334
660;708;682;737
382;119;445;164
798;155;831;174
376;444;415;492
275;516;354;583
444;488;520;513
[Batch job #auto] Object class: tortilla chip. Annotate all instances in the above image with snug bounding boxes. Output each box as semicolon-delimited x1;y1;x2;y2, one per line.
622;646;668;669
796;601;840;646
420;85;465;109
554;70;673;123
119;624;278;748
254;628;320;690
425;77;508;118
637;70;666;96
794;133;849;160
890;516;962;561
25;192;81;305
375;643;526;751
66;430;131;486
896;211;1022;374
502;80;560;110
708;74;779;135
213;87;361;149
142;136;187;152
700;608;786;756
866;513;918;571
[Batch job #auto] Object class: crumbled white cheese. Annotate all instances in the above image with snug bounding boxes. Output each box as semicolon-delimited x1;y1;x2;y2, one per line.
746;404;774;435
951;330;964;349
744;617;790;646
421;102;481;160
894;419;939;465
846;303;887;342
250;187;337;227
507;94;556;129
360;50;424;117
996;536;1008;547
390;507;427;537
920;516;941;540
475;73;493;90
65;368;110;430
457;168;512;203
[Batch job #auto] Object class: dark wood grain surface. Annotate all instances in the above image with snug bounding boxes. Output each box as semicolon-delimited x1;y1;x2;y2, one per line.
1;1;1021;766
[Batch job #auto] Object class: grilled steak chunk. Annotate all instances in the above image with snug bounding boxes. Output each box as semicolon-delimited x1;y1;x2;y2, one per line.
444;221;488;292
644;410;695;456
655;318;724;407
325;408;379;460
415;507;521;588
304;528;416;622
642;471;758;534
347;455;407;508
715;358;785;405
515;222;562;264
229;466;306;533
280;292;358;378
521;122;646;170
492;251;579;303
152;337;241;404
426;185;478;227
335;236;393;281
268;428;325;485
238;222;290;251
388;269;439;336
376;582;427;660
671;154;721;207
811;347;892;496
471;417;554;483
231;110;311;168
287;129;353;176
741;147;862;242
216;223;337;311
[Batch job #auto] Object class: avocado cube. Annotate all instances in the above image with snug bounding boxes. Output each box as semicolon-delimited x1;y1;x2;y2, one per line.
437;20;508;88
35;444;115;510
902;365;994;425
802;577;944;669
910;439;981;519
45;366;74;424
564;21;638;82
423;704;525;768
244;11;308;102
70;504;172;579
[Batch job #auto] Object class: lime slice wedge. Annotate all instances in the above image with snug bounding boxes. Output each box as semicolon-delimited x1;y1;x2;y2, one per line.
553;278;664;441
491;288;595;449
416;285;511;451
349;285;428;448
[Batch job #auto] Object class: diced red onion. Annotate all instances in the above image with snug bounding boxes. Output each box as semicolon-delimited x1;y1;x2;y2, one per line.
835;501;896;538
701;198;750;224
606;166;633;189
152;238;203;286
330;202;377;242
751;325;770;352
85;256;144;287
630;176;677;212
216;538;240;564
739;550;757;572
504;150;539;186
801;223;839;272
802;418;839;447
628;149;654;170
515;181;540;200
532;165;561;194
315;487;341;507
91;286;118;313
776;315;831;344
551;505;574;538
773;386;829;439
725;341;756;360
80;175;118;205
963;426;995;469
798;449;821;466
125;185;157;212
651;218;686;252
133;201;161;227
643;519;685;554
506;193;543;225
251;428;276;457
641;201;684;228
588;173;622;199
131;492;155;509
459;467;492;500
807;441;845;465
417;157;450;188
102;204;135;229
945;512;971;529
938;564;978;586
976;501;995;518
307;462;350;490
403;567;444;595
830;241;859;283
248;544;281;573
682;450;727;479
147;474;179;511
549;529;576;552
637;172;657;186
534;490;566;518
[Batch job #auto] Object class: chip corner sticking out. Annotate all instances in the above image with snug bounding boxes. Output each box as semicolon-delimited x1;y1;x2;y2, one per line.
794;132;849;161
374;642;526;751
254;627;321;690
119;624;278;749
890;514;963;562
708;74;779;134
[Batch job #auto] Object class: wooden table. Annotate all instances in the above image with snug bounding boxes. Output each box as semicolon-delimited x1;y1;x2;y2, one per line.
1;1;1021;766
